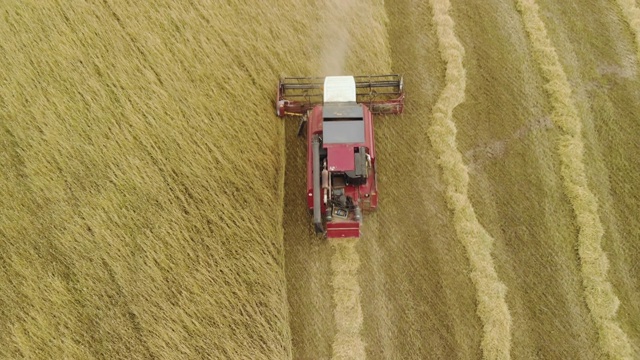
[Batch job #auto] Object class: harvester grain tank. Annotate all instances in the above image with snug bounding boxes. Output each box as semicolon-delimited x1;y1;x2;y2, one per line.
276;75;404;238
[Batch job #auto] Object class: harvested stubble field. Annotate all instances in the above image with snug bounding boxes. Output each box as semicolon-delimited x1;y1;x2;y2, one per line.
1;0;639;359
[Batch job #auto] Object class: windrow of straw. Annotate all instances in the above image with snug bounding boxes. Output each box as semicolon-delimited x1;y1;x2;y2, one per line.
330;239;366;359
616;0;640;62
427;0;512;358
515;0;633;358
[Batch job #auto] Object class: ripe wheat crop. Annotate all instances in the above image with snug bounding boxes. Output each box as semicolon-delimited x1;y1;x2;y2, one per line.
0;1;317;358
2;1;639;359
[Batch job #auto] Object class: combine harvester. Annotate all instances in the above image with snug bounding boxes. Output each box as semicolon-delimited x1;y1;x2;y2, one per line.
276;75;404;238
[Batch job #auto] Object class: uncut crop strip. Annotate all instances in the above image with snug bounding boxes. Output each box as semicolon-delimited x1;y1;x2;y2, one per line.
0;1;301;358
616;0;640;61
515;1;634;358
427;1;512;359
330;240;365;359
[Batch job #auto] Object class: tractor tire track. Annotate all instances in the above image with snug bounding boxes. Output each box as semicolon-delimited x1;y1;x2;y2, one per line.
428;0;512;359
616;0;640;62
515;0;634;358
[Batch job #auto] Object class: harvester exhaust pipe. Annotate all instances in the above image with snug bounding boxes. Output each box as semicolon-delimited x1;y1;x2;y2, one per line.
312;135;323;234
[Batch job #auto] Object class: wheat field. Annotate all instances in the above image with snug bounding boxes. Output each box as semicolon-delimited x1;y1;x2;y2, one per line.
1;0;639;359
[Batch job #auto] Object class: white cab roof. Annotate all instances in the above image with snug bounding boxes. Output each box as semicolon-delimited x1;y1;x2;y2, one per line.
323;76;356;103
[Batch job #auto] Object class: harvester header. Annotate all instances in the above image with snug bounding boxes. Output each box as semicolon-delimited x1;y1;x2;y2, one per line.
276;74;404;117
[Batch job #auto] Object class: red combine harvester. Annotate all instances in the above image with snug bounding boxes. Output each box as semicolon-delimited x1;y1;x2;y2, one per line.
276;75;404;238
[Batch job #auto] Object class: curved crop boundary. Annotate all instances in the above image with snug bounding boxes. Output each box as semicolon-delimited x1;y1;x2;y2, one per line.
616;0;640;61
515;1;633;358
428;1;512;359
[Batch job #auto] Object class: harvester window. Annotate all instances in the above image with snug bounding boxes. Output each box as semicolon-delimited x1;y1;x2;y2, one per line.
323;120;365;144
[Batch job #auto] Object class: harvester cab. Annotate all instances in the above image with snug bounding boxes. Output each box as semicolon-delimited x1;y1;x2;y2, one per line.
276;75;404;238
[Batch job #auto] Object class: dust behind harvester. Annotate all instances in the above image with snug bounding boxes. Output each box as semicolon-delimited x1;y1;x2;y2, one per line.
277;75;404;238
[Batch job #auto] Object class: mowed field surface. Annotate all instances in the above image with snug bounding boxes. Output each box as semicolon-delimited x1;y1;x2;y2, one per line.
1;1;640;360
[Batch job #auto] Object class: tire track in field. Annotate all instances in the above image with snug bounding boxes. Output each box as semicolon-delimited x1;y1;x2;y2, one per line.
428;1;512;359
515;1;634;358
330;239;365;359
616;0;640;61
